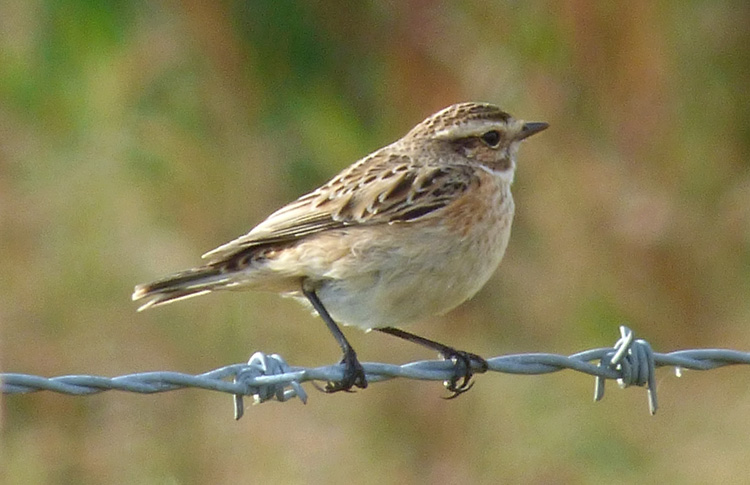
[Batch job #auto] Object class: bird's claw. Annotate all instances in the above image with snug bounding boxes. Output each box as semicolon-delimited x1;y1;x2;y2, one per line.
441;350;488;399
324;351;368;393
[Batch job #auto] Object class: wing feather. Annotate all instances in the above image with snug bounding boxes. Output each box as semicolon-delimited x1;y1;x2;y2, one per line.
202;152;479;262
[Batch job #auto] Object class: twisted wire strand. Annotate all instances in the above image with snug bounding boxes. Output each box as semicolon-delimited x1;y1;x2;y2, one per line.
3;327;749;419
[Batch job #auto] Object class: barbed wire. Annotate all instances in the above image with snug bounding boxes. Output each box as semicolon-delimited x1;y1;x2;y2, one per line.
3;326;750;419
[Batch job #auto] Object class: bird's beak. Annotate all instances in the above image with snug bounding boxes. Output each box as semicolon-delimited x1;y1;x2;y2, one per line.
518;122;549;140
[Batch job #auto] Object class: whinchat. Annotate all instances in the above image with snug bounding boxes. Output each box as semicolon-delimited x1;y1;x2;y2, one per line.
133;102;548;396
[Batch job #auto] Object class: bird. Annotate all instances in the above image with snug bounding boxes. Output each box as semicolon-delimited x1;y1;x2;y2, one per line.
132;102;548;396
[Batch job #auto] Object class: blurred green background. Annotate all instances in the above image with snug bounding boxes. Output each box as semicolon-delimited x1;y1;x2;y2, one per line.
2;1;750;483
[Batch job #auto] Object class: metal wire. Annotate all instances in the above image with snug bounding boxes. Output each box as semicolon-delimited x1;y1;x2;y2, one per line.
3;326;749;419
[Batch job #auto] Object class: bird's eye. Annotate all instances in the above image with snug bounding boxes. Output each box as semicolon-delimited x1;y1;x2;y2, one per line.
480;130;501;147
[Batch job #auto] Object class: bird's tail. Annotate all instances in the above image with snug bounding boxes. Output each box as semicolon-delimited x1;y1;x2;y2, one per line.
132;266;236;311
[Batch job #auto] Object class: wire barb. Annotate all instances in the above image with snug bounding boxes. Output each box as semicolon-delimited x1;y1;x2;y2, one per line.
233;352;307;420
3;326;750;419
594;326;658;414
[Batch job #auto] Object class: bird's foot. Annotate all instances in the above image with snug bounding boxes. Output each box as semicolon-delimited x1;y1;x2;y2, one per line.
441;350;488;399
324;349;368;393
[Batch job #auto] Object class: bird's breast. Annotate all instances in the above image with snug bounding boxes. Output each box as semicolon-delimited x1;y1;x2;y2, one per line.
314;170;515;330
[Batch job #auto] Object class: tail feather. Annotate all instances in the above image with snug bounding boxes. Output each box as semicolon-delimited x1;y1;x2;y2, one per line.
132;266;233;311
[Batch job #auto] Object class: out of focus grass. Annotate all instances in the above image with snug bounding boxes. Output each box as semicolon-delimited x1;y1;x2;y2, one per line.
2;2;749;483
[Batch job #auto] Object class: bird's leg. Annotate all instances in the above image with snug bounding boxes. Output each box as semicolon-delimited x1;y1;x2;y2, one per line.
376;327;488;398
303;287;367;392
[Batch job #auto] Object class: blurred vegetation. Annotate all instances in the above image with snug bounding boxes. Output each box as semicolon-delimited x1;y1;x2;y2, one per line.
2;1;749;483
